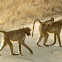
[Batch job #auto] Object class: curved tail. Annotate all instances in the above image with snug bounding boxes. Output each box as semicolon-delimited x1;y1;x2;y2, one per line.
32;19;42;37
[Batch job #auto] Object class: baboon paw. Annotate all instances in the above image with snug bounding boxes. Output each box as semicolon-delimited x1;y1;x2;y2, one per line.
20;53;23;56
60;46;62;47
44;44;49;47
0;49;1;51
37;45;43;47
12;53;19;55
30;51;33;54
36;44;43;47
0;54;1;56
49;44;53;46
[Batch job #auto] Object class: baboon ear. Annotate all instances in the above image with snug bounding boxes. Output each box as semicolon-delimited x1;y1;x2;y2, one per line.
29;29;31;31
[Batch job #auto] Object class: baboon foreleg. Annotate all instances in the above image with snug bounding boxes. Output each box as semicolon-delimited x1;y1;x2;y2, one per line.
43;34;49;47
19;42;22;55
22;41;33;54
57;34;62;47
0;41;6;51
36;35;43;46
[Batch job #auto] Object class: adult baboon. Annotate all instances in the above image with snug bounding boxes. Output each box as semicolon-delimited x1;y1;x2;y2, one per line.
0;27;33;55
32;18;62;47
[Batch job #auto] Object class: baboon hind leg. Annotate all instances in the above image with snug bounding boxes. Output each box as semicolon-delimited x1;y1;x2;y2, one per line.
7;40;19;55
50;33;56;46
0;41;6;51
43;31;49;47
36;35;43;46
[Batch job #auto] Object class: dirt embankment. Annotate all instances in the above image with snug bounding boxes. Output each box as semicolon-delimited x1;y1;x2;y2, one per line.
0;0;62;28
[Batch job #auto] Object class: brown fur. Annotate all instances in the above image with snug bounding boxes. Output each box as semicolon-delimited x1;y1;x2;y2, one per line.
32;18;62;47
43;17;54;29
0;27;33;55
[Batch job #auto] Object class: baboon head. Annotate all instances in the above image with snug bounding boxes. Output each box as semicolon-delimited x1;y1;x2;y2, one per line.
51;17;54;21
24;27;31;36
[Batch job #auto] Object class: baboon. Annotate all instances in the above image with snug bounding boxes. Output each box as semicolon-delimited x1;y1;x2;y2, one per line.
0;27;33;55
32;18;62;47
43;17;54;29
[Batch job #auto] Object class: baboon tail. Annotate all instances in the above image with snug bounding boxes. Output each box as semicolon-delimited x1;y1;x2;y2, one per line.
32;19;42;37
0;31;6;33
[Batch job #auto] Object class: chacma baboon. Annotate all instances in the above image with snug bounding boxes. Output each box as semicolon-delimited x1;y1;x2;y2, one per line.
32;18;62;47
0;27;33;55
